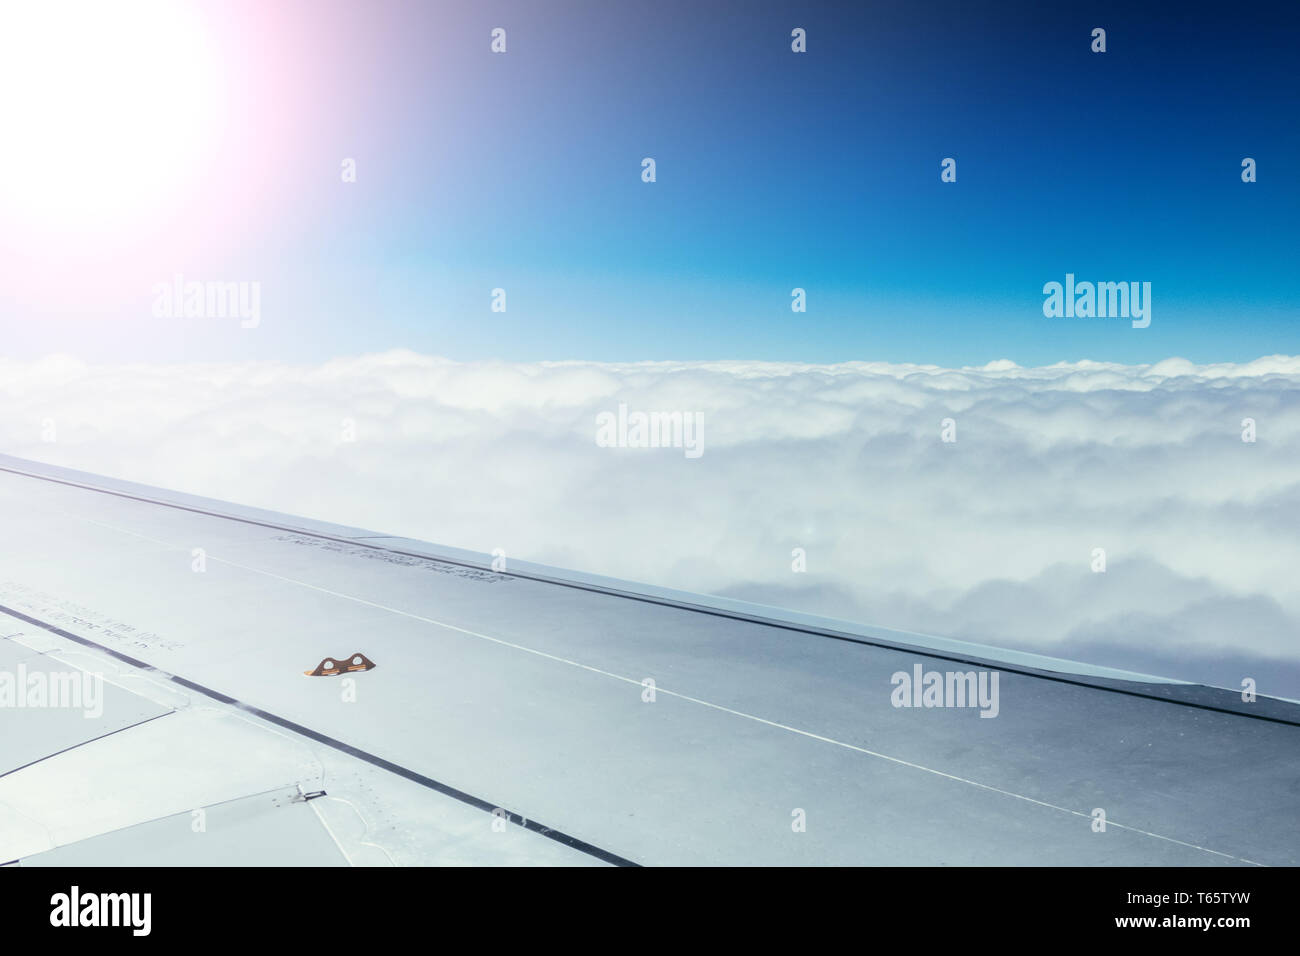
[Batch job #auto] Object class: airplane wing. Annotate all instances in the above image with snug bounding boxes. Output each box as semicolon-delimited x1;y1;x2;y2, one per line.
1;453;1296;867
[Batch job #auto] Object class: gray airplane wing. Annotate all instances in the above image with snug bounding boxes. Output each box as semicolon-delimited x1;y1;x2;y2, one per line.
0;453;1296;866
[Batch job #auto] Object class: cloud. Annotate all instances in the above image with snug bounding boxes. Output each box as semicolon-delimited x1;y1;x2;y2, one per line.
4;350;1299;696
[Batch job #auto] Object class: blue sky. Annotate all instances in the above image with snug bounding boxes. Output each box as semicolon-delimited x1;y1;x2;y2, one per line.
3;0;1297;366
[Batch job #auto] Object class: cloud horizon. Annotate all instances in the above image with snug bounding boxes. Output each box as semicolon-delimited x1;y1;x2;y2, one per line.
5;348;1298;697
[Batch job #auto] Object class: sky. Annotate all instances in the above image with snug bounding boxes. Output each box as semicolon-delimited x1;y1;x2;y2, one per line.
0;0;1296;367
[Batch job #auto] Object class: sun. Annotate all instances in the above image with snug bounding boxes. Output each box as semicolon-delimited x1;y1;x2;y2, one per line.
0;0;222;234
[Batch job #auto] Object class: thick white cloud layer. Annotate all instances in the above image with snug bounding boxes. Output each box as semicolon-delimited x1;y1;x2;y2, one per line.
4;350;1299;696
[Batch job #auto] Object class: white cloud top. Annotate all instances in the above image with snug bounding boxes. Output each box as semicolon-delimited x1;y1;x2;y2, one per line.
5;350;1299;695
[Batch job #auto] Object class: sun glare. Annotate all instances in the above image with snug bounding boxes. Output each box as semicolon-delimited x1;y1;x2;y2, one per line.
0;1;222;233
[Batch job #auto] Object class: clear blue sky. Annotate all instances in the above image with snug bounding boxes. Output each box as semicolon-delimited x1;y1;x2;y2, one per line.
4;0;1297;366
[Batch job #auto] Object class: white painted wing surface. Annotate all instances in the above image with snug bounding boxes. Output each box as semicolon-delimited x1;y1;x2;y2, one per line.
0;454;1296;866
